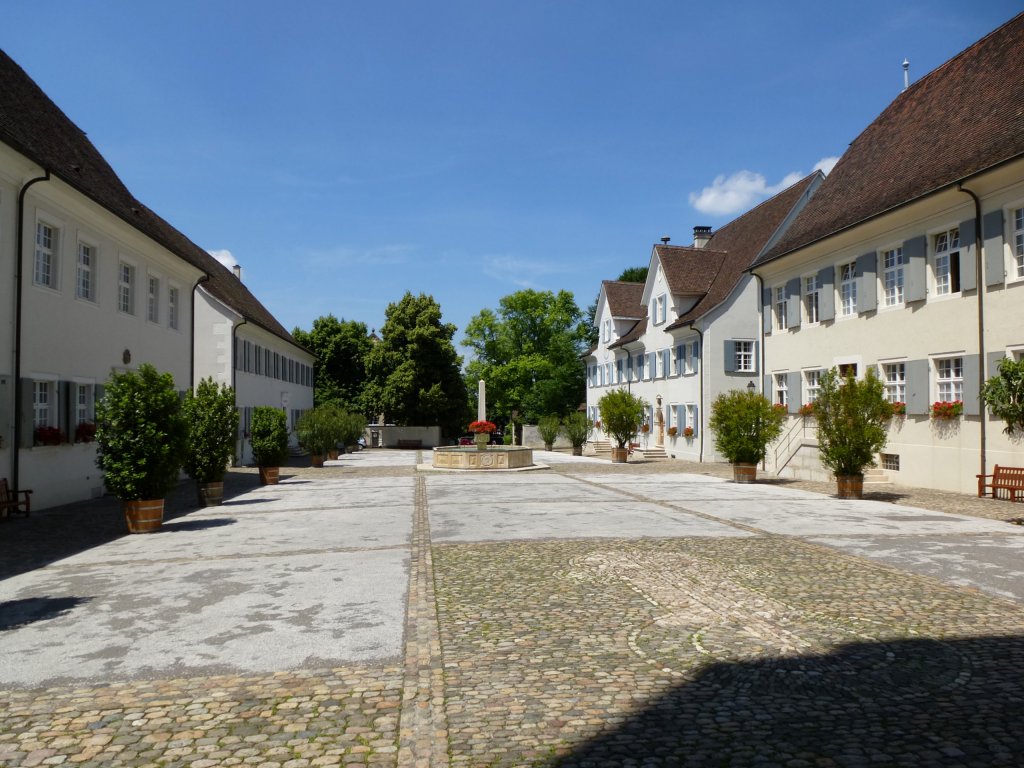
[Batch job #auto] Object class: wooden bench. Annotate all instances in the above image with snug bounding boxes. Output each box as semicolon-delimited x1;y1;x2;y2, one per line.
396;439;422;449
0;478;32;517
977;465;1024;501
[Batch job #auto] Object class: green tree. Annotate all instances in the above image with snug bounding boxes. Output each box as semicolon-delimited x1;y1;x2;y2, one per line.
464;289;589;423
585;266;649;346
981;356;1024;435
362;292;469;436
292;315;372;411
814;368;890;477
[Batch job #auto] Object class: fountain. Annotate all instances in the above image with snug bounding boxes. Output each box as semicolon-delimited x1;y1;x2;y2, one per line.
431;379;535;470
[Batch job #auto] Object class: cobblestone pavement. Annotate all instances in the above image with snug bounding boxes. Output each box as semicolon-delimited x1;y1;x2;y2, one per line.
2;450;1023;766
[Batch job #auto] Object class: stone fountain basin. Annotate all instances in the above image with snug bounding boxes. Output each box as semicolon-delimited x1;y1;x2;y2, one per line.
432;445;534;470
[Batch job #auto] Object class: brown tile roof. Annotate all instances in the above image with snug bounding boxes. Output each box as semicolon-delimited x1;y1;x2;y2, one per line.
667;172;821;329
601;280;645;318
656;245;729;296
755;12;1024;267
0;48;301;349
609;316;647;349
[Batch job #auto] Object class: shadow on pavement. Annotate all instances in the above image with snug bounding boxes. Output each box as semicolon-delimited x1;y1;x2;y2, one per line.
0;469;261;581
0;595;91;631
553;635;1024;767
155;518;236;533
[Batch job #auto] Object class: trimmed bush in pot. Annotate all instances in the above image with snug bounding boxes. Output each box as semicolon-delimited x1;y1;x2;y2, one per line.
336;410;368;452
296;404;343;466
814;367;889;498
598;389;648;463
183;378;238;506
537;414;561;451
708;389;785;482
250;406;288;484
561;412;592;456
95;363;187;532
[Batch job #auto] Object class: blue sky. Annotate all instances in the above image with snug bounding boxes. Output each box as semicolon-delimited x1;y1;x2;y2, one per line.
3;1;1020;355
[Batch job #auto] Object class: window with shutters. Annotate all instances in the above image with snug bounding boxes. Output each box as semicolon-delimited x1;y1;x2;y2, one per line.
734;341;755;373
933;228;961;295
804;369;823;404
882;247;905;306
839;262;857;316
33;381;54;429
147;275;160;323
118;262;135;314
76;241;95;301
803;275;819;324
882;362;906;403
76;383;94;426
34;221;59;289
1013;207;1024;279
936;357;963;402
774;373;788;407
685;404;698;435
773;286;788;331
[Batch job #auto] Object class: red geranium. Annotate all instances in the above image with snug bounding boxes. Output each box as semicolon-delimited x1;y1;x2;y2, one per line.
468;420;497;434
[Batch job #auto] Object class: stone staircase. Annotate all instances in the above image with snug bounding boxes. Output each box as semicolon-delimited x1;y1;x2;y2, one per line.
637;445;668;460
591;440;612;456
862;467;891;486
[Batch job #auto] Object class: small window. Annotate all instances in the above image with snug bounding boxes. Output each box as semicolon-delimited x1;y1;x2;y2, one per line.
936;357;963;402
118;262;135;314
734;341;755;373
803;275;819;324
881;453;900;471
1013;207;1024;279
804;369;823;404
882;247;905;306
76;383;94;426
148;275;160;323
33;380;54;429
838;363;858;378
168;286;179;330
934;228;961;295
602;319;611;343
774;286;788;331
774;373;788;407
685;404;698;436
34;221;59;289
883;362;906;403
654;295;667;325
76;242;95;301
839;261;857;316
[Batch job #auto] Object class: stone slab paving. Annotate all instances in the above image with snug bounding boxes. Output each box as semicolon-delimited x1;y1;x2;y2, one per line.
2;451;1024;766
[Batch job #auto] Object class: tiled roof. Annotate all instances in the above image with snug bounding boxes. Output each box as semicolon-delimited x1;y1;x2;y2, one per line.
755;12;1024;267
601;280;645;318
667;172;821;329
0;49;300;349
609;316;647;349
656;245;728;296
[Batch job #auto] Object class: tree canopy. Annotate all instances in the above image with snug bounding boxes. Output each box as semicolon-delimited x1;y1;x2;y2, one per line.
463;289;589;423
362;292;468;436
292;315;373;411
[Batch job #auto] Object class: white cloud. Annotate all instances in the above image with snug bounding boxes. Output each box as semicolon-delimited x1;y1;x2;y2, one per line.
482;254;572;288
207;249;238;270
813;156;840;175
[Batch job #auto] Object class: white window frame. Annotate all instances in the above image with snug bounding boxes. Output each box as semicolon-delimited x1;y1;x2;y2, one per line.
118;260;136;315
168;285;180;330
774;373;788;407
685;404;698;435
933;227;961;296
75;382;94;426
34;220;60;290
804;368;823;405
735;340;755;373
935;356;963;402
803;274;819;325
605;362;613;386
653;294;666;325
839;261;857;317
602;319;611;343
147;273;160;323
881;246;905;307
76;239;97;302
1012;206;1024;280
33;379;55;429
773;285;788;331
881;361;906;404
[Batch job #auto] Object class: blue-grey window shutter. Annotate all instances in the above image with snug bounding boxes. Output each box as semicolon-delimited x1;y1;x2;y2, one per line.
59;380;72;438
753;341;760;374
987;351;1005;382
648;352;656;379
962;354;981;416
724;340;736;373
904;359;929;415
817;265;835;321
983;209;1005;286
763;374;771;395
786;277;801;327
959;218;977;292
19;378;34;448
787;371;802;413
856;252;877;312
904;235;927;302
762;286;772;334
691;341;699;372
693;405;699;436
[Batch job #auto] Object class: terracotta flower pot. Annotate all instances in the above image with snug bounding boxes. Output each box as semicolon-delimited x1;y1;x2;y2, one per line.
732;463;757;483
123;499;164;533
836;474;864;499
258;466;279;485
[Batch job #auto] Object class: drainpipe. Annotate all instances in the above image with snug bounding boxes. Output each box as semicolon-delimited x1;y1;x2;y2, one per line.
12;170;51;495
958;184;986;481
189;273;210;389
231;318;248;461
751;272;766;393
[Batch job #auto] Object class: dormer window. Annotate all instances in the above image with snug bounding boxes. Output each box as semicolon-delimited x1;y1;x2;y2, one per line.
653;294;666;325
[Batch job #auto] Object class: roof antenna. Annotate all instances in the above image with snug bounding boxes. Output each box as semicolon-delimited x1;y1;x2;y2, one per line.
902;58;910;91
660;236;671;245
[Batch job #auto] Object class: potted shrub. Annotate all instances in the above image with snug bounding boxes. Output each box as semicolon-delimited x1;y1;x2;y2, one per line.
250;406;289;484
814;367;890;498
537;414;561;451
337;410;368;453
982;356;1024;435
708;389;785;482
95;363;187;532
183;378;239;506
296;404;343;467
561;412;592;456
598;389;648;463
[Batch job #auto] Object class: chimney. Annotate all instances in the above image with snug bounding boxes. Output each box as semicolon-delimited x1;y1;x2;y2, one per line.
232;264;242;280
693;226;713;248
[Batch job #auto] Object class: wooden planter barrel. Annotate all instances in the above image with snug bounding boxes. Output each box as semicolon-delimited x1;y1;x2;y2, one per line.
311;454;325;468
732;463;757;483
611;447;629;463
258;466;280;485
836;474;864;499
197;481;224;507
123;499;164;533
572;446;583;456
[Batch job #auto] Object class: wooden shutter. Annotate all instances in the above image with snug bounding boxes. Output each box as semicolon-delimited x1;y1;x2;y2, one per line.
786;277;801;327
724;340;736;373
762;286;772;334
904;235;927;302
962;354;981;416
959;218;977;292
817;266;835;321
982;209;1005;286
904;359;930;415
856;252;877;311
787;371;802;414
